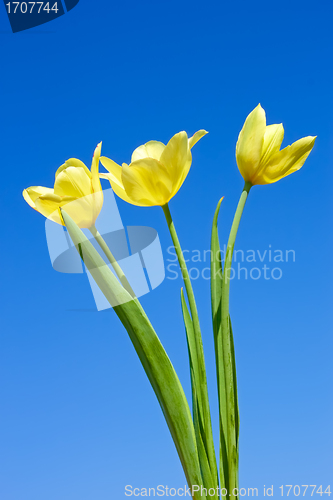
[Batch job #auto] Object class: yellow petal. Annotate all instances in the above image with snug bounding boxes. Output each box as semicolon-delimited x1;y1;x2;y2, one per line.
159;131;191;194
251;123;285;182
100;156;124;188
54;166;92;198
260;124;284;166
236;104;266;182
64;193;103;228
257;136;316;184
188;129;208;149
131;141;166;163
89;143;103;223
35;193;101;227
34;193;71;225
100;156;139;204
90;142;102;193
122;158;173;206
23;186;54;209
100;172;142;206
55;158;91;179
168;148;192;200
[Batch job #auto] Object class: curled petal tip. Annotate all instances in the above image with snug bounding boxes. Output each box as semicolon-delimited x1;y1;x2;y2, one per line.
188;129;208;149
93;141;102;155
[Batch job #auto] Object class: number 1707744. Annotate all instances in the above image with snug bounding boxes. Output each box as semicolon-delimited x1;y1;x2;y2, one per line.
5;2;59;14
279;486;331;497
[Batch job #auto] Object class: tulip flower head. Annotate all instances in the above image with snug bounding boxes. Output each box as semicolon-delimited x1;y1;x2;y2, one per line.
23;143;103;228
236;104;316;185
99;130;208;206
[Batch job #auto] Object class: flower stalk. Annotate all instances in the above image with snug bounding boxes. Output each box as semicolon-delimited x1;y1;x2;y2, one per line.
162;203;219;495
221;181;251;499
89;224;135;298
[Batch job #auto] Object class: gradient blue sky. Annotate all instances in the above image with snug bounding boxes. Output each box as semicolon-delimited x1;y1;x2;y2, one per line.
1;0;332;498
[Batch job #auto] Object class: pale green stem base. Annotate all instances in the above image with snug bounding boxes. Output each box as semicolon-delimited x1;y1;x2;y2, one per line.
89;225;135;298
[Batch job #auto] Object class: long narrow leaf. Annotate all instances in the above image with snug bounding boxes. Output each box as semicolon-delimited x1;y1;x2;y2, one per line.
181;290;219;500
210;198;229;491
163;203;218;492
180;288;203;417
192;380;219;500
61;209;206;500
229;316;239;449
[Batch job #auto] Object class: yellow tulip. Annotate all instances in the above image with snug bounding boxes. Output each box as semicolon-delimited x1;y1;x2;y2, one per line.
236;104;316;185
99;130;207;206
23;143;103;228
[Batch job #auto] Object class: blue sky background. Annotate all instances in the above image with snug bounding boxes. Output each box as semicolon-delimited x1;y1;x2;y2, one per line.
1;0;332;498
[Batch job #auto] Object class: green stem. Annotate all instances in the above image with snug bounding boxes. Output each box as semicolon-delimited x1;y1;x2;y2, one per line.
221;181;252;499
89;225;135;298
162;203;218;492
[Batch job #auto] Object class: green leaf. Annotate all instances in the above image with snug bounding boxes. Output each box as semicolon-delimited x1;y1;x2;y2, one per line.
229;316;239;449
210;197;229;491
180;288;202;416
211;197;223;340
61;209;206;500
181;290;219;500
162;203;218;493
